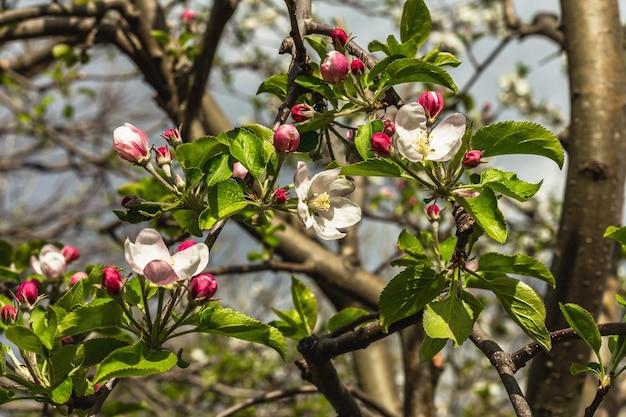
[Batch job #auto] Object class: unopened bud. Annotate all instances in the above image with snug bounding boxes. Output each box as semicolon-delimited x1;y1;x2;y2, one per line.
176;240;197;252
70;272;88;286
161;128;182;146
112;123;150;165
426;204;441;221
382;118;395;136
274;188;289;204
291;103;314;122
16;280;39;305
417;91;445;120
462;150;482;168
370;132;392;156
232;162;249;179
330;27;349;48
320;51;349;83
273;124;300;153
175;174;186;190
102;266;124;296
62;245;80;263
155;146;172;166
190;273;217;303
1;305;16;324
180;8;195;25
350;58;365;74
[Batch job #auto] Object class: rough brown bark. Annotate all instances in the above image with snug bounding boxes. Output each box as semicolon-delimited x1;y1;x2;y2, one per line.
526;1;626;416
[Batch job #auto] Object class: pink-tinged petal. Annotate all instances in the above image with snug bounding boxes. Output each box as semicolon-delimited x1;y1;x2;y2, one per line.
427;113;466;162
124;239;145;275
309;168;340;196
294;161;310;201
133;228;170;259
171;243;209;280
394;102;427;143
30;256;43;275
143;260;179;286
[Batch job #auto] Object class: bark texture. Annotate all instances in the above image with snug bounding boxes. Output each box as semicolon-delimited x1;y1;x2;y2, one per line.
526;2;626;415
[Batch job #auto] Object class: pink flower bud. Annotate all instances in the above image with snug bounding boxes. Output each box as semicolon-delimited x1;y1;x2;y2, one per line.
155;146;172;166
176;240;197;252
330;27;349;48
190;273;217;302
417;91;444;120
382;118;395;136
462;150;482;168
291;103;314;122
1;305;16;324
346;130;355;142
113;123;150;165
16;280;39;305
60;336;75;345
350;58;365;74
273;124;300;153
62;245;80;263
320;51;349;83
426;204;440;221
175;174;186;189
232;162;249;179
102;266;124;296
161;128;182;145
371;132;392;156
274;188;289;204
180;8;195;25
70;272;88;286
453;188;480;198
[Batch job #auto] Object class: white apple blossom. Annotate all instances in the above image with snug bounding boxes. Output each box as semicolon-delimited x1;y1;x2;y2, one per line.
31;244;66;279
124;228;209;286
394;102;466;163
294;162;361;240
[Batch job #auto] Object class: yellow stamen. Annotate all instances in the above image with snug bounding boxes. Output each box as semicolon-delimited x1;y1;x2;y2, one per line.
309;192;331;211
413;132;432;157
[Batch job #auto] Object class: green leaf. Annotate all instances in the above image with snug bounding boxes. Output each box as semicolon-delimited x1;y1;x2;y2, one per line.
386;35;417;58
256;73;288;99
439;236;457;263
205;154;232;188
570;362;603;377
50;344;84;385
454;187;507;244
384;58;458;93
93;343;177;383
57;280;85;311
355;120;383;160
397;229;427;259
423;49;461;67
423;293;477;346
327;307;370;333
337;159;403;177
117;177;170;201
6;327;44;354
477;253;555;287
50;378;73;404
31;307;57;350
419;335;447;364
379;266;445;331
83;338;130;367
480;168;542;202
199;179;249;229
304;35;328;60
228;128;266;178
294;75;334;99
195;303;287;359
560;303;601;357
57;300;123;336
604;226;626;246
0;241;12;266
172;209;202;237
368;40;390;55
400;0;431;46
468;275;551;350
271;308;307;340
291;277;318;335
175;136;228;179
471;121;564;168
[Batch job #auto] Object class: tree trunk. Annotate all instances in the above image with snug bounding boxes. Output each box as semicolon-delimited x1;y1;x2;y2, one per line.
526;2;626;416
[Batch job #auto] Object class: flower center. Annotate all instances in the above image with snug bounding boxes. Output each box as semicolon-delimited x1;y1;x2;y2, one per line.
309;192;331;211
413;132;432;157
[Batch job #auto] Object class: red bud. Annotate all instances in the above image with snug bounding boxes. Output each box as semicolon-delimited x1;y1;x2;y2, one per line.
462;150;482;168
102;266;124;296
190;274;217;303
16;280;39;305
330;27;349;48
1;305;16;324
417;91;444;120
371;132;392;156
273;124;300;153
274;188;289;204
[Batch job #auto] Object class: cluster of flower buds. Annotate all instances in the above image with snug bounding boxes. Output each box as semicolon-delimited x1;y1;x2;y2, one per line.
273;124;300;153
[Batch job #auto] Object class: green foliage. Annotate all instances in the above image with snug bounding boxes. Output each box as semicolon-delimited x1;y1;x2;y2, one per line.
480;168;542;202
337;159;403;177
57;299;123;336
477;253;555;287
93;343;178;383
423;292;481;346
291;277;318;335
355;119;383;160
419;335;447;364
383;58;458;93
604;225;626;245
559;303;602;358
199;179;248;229
454;188;507;244
327;307;370;333
400;0;431;46
471;121;564;168
256;73;288;99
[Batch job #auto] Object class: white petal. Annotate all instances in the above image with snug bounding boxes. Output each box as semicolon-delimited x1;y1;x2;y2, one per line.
427;113;466;162
134;228;170;259
394;102;427;142
326;197;362;229
327;178;354;197
171;243;209;280
40;244;62;256
124;239;147;275
30;256;42;275
309;168;340;196
393;134;423;162
298;201;315;228
294;161;310;201
312;217;345;240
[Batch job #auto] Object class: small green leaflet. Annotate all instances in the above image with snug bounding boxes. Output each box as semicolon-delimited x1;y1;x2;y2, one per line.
355;120;383;160
400;0;431;47
327;307;370;333
291;276;318;335
559;303;602;359
384;58;458;93
477;253;555;287
480;168;542;202
604;226;626;246
423;293;479;346
454;187;507;244
93;343;177;383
